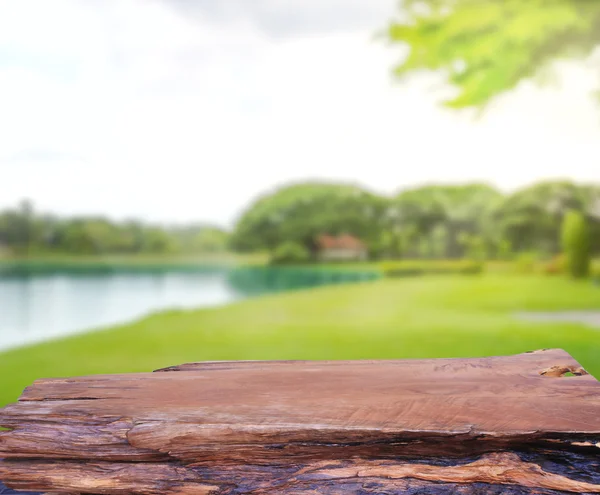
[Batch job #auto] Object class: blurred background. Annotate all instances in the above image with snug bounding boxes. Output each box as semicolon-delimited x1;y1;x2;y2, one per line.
1;0;600;408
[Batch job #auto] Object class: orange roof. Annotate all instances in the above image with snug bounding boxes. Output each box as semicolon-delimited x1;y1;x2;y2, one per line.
317;234;365;250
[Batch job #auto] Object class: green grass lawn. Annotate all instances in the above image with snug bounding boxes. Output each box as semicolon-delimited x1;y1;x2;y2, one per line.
1;274;599;407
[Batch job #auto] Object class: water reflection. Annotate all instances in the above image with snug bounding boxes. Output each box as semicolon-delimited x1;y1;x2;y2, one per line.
0;266;379;351
227;266;378;295
0;272;241;351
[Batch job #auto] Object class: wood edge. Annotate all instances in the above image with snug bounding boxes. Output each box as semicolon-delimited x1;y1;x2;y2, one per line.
152;349;577;372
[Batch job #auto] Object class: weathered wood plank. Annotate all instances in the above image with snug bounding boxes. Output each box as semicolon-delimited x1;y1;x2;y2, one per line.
1;349;599;494
1;453;600;494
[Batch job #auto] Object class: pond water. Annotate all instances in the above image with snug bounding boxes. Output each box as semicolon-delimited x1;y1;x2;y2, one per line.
0;271;243;352
0;266;379;352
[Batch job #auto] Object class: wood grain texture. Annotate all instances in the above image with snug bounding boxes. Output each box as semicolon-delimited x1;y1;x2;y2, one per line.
1;349;599;494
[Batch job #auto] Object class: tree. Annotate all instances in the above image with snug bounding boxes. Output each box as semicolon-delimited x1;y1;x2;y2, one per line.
434;184;502;258
580;184;600;254
459;233;487;262
231;182;387;259
493;181;587;255
387;0;600;109
0;200;40;255
390;184;501;258
192;227;229;253
561;209;590;278
0;201;230;256
391;187;447;254
142;227;179;254
59;219;122;254
271;242;311;265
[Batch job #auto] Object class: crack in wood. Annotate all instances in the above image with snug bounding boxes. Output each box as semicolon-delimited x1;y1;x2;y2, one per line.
292;452;600;493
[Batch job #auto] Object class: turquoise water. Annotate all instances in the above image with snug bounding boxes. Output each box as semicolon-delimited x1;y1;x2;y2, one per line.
0;266;379;351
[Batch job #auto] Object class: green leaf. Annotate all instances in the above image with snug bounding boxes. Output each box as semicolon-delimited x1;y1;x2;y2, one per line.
387;0;600;108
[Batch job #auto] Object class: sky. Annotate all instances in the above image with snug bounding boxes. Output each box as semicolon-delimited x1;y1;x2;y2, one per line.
1;0;599;227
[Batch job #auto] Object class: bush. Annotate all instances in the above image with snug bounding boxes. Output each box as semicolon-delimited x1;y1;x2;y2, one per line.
270;242;311;265
592;259;600;278
542;254;567;275
561;210;591;278
381;260;484;278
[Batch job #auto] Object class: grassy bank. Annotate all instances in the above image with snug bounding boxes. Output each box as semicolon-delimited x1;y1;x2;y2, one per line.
0;253;268;277
1;274;599;407
0;252;268;266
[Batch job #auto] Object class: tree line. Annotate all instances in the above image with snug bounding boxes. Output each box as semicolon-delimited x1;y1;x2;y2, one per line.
231;180;600;265
3;180;599;266
0;200;229;256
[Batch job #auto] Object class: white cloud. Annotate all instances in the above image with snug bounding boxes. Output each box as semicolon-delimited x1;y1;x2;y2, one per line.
0;0;599;227
161;0;397;37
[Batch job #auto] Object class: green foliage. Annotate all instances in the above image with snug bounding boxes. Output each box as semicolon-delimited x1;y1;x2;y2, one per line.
3;180;600;264
192;228;229;253
380;259;484;277
542;254;567;275
459;233;487;262
0;200;37;254
497;240;513;261
142;228;178;254
592;259;600;280
169;225;230;254
60;219;122;254
0;201;231;257
389;184;502;258
561;209;591;278
388;0;600;109
230;182;386;255
271;242;311;265
490;181;600;256
228;180;600;264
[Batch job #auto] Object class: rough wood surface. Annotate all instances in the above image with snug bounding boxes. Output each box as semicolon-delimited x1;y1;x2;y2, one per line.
1;349;599;494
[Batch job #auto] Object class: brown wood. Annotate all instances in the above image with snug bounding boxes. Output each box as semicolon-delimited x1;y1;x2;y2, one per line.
1;349;599;494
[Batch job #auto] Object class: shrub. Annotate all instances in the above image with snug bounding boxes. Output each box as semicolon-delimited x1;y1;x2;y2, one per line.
561;210;590;278
542;254;567;275
270;242;311;265
592;259;600;278
381;260;484;278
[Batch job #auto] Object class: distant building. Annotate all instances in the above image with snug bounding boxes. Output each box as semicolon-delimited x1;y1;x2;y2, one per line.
316;234;368;261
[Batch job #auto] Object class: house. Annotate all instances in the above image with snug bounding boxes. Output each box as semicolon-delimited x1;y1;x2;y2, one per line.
316;234;368;261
